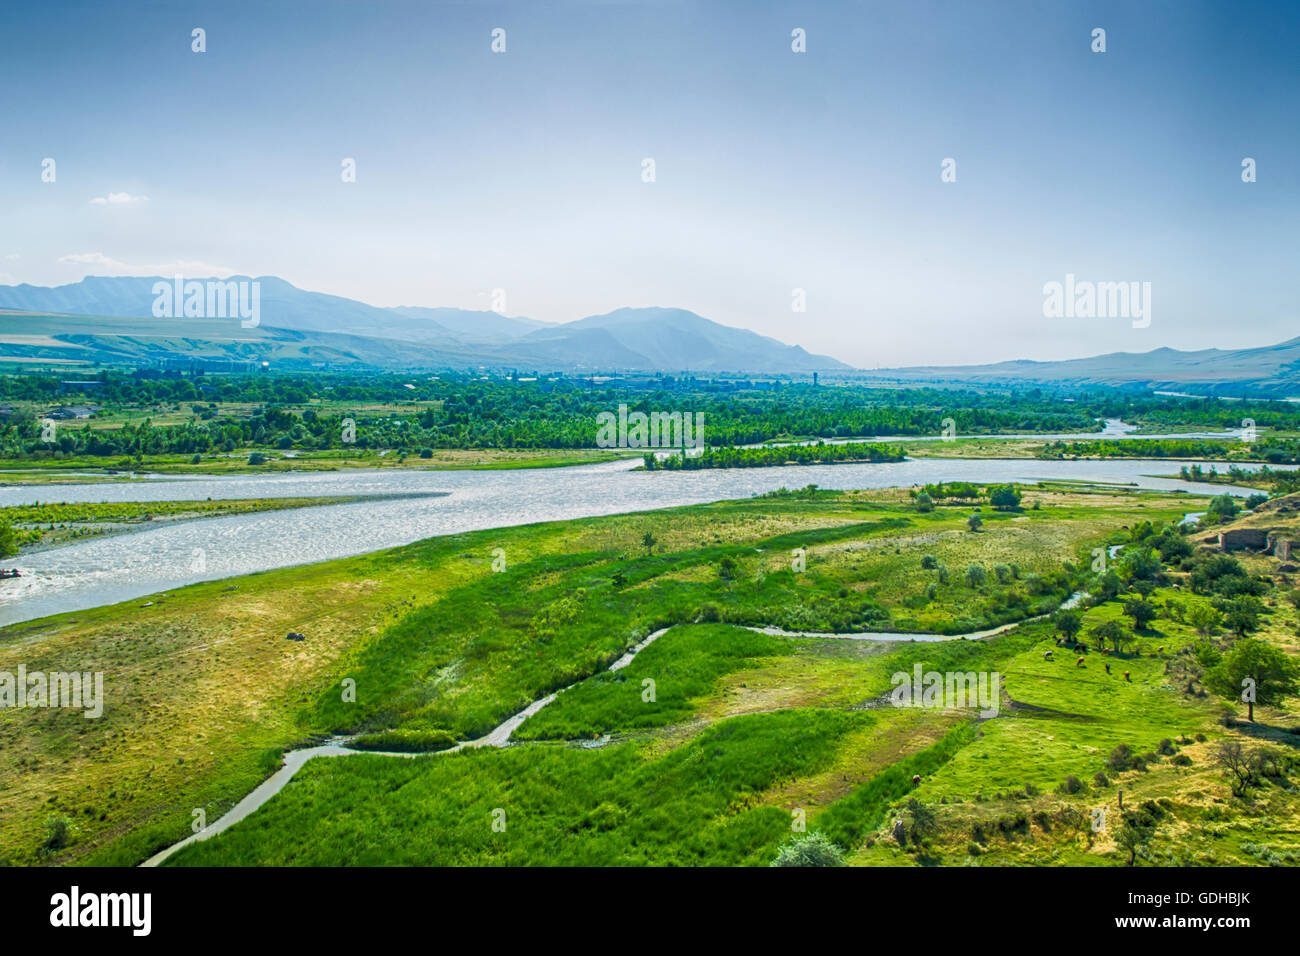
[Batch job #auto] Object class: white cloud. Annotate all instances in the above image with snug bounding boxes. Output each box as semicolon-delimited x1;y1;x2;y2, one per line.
58;252;236;277
89;191;149;205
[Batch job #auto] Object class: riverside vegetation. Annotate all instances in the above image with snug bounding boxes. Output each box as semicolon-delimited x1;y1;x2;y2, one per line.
8;370;1300;474
6;480;1300;867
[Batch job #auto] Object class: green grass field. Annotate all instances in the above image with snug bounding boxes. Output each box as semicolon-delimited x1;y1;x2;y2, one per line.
5;482;1299;868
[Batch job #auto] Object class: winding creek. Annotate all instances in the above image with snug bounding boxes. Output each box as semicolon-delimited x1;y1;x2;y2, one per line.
142;623;677;867
142;578;1110;866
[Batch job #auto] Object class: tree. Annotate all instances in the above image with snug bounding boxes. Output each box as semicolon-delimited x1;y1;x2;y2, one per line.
1089;570;1122;601
1092;619;1126;653
1188;602;1221;637
1222;596;1262;637
641;532;657;555
967;513;983;533
1205;638;1299;722
770;832;844;867
1120;548;1162;582
914;491;935;513
1116;806;1159;866
1208;494;1240;519
964;563;987;588
1123;597;1158;632
1055;610;1082;642
904;798;937;843
1212;740;1256;796
989;484;1021;511
0;523;18;559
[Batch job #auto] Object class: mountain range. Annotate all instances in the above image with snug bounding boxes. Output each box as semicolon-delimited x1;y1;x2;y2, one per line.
853;340;1300;396
1;276;1298;393
0;276;846;374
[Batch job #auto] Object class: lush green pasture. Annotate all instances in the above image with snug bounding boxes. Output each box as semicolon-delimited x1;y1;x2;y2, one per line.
15;482;1289;870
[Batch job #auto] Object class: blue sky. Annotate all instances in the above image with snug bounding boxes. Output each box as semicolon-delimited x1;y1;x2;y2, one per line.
0;0;1295;368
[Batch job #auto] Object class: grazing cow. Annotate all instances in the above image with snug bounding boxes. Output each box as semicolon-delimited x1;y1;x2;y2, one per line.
1124;671;1131;681
1076;657;1085;667
912;774;921;785
1105;663;1111;674
1044;650;1054;660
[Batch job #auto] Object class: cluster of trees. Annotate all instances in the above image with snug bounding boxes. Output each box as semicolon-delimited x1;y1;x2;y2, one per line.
1042;437;1300;464
11;367;1300;460
911;483;1020;515
1181;463;1300;499
645;442;904;470
1052;515;1298;729
1040;438;1234;459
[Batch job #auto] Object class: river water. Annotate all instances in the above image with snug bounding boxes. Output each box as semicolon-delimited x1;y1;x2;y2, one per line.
0;455;1268;628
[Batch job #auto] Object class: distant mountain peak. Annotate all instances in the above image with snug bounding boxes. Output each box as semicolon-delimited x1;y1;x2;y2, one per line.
0;276;851;374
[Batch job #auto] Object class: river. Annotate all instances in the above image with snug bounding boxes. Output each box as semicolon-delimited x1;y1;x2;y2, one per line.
0;455;1269;628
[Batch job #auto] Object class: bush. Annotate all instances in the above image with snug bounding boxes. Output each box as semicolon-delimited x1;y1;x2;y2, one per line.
921;554;939;570
419;448;434;459
770;832;844;867
1093;771;1110;788
349;729;458;753
1058;774;1086;795
989;484;1021;510
1107;744;1140;772
247;451;267;465
40;816;73;857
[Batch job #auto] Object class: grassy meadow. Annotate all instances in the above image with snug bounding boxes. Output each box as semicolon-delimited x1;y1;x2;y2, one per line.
5;481;1300;867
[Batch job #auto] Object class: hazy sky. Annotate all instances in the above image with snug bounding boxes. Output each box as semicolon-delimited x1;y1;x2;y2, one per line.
1;0;1296;368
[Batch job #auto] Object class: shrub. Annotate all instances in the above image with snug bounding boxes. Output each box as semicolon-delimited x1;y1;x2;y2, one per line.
989;484;1021;510
770;832;844;867
921;554;939;570
1107;744;1139;772
1059;774;1086;795
349;729;458;753
40;816;73;857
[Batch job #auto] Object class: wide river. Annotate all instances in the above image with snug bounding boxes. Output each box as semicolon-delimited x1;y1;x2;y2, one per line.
0;455;1266;627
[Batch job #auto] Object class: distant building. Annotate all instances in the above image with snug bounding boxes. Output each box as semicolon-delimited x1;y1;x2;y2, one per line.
59;380;103;394
48;404;98;420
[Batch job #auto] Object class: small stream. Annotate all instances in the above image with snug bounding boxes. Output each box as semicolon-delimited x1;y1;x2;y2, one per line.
142;578;1100;867
140;625;675;867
